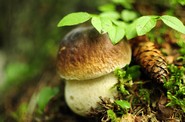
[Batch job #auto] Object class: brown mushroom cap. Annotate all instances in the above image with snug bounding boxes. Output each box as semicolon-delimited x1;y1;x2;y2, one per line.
57;26;131;80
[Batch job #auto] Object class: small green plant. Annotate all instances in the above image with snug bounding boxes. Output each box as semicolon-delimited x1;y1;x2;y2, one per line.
36;86;59;114
57;0;185;44
114;68;131;95
102;65;140;121
115;100;131;113
107;109;118;122
170;0;185;5
164;64;185;112
176;37;185;65
114;65;140;95
10;102;29;122
106;100;131;122
138;89;151;104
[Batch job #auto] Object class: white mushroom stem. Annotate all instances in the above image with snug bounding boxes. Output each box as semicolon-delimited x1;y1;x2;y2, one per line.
65;72;118;116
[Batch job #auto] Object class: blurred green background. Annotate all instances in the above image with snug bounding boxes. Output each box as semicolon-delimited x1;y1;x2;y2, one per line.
0;0;101;121
0;0;100;91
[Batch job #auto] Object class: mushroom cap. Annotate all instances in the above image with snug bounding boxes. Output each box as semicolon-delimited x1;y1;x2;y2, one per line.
57;26;131;80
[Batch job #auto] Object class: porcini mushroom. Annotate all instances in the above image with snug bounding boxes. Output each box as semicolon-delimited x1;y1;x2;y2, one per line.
57;26;131;116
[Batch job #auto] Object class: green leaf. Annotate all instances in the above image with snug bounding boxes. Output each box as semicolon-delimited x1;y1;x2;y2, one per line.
160;15;185;34
179;0;185;5
98;3;115;12
91;16;103;33
112;20;127;28
11;103;28;121
126;65;141;80
112;0;133;9
119;84;130;95
136;16;158;36
114;68;127;79
107;25;125;44
107;110;117;122
100;11;120;20
115;100;131;109
170;0;185;6
121;10;138;22
57;12;91;27
5;62;29;83
37;87;59;112
125;21;137;39
91;16;113;34
139;89;150;104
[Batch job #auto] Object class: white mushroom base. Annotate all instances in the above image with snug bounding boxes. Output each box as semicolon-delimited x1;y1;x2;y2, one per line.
65;72;118;116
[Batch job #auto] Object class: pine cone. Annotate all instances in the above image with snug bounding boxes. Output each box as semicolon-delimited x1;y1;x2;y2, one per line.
130;36;169;83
